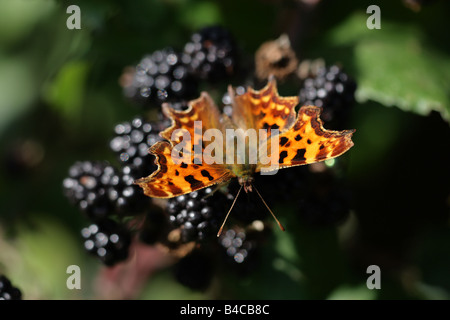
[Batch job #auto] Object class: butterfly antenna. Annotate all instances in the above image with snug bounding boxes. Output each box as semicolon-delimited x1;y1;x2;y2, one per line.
217;184;243;237
253;184;285;232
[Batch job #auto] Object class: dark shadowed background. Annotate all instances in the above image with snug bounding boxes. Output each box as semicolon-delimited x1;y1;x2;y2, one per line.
0;0;449;299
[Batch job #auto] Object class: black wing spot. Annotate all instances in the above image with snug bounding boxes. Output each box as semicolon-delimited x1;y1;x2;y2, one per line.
295;134;302;141
307;139;312;144
279;151;288;164
184;175;203;188
292;148;306;162
270;124;280;130
280;137;289;146
180;162;188;169
200;170;215;181
175;170;180;176
319;144;324;150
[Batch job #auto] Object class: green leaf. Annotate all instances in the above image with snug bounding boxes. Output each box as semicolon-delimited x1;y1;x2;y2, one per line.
5;217;85;299
0;0;56;47
324;13;450;122
43;60;90;120
327;283;377;300
179;1;222;31
0;55;38;135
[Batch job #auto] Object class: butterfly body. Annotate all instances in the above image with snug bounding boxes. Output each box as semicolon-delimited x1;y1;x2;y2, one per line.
136;79;355;202
238;176;254;193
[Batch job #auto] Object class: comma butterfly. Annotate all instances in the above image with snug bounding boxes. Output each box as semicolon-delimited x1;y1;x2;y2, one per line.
136;79;355;235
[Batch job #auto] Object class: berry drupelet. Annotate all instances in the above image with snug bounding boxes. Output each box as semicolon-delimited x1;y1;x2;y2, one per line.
182;26;239;82
63;161;114;221
63;161;150;219
167;187;229;243
0;275;22;300
105;165;151;215
299;65;356;130
81;219;131;266
123;48;199;107
110;117;165;177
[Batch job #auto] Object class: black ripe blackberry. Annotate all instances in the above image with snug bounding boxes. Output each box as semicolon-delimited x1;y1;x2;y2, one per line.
81;219;131;266
218;227;262;274
299;65;356;129
105;165;151;215
167;187;229;243
183;26;238;82
219;228;254;264
0;275;22;300
173;250;214;290
63;161;149;219
63;161;113;221
110;117;168;177
124;48;199;107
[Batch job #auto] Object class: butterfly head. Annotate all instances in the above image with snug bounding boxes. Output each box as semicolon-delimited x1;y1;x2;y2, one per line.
238;176;254;193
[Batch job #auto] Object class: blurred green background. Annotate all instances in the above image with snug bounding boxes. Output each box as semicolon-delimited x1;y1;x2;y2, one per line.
0;0;449;300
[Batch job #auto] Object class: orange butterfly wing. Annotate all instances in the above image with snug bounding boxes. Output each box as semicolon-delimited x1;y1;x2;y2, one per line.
135;93;235;198
135;141;234;198
229;80;355;172
231;78;298;136
258;105;354;173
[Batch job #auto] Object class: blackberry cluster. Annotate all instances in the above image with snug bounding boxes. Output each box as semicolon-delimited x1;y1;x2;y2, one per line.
299;65;356;129
182;26;239;82
219;228;256;264
123;48;199;107
109;117;165;177
167;187;230;243
0;275;22;300
81;219;131;266
63;161;149;219
105;165;151;215
63;161;144;266
63;161;114;221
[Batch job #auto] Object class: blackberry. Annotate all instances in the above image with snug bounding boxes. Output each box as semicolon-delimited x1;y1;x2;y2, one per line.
218;227;263;274
173;249;214;290
299;65;356;130
183;26;239;82
105;165;151;215
63;161;149;219
81;219;131;266
123;48;199;107
167;187;229;243
0;275;22;300
63;161;113;221
110;117;165;177
219;228;254;264
221;85;246;118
